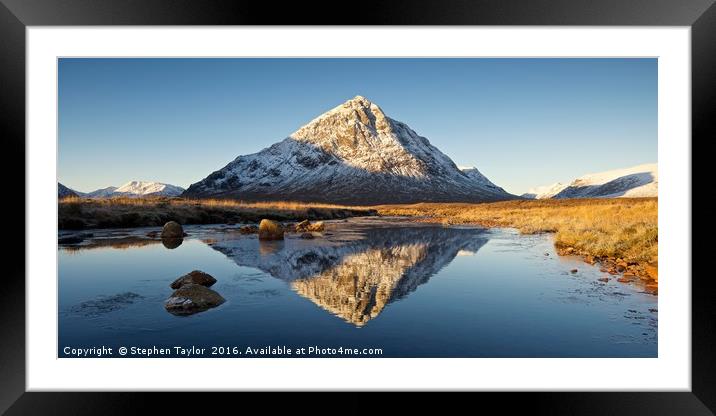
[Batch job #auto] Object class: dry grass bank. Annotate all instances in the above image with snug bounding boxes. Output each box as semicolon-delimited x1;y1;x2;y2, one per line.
58;196;377;230
375;198;658;282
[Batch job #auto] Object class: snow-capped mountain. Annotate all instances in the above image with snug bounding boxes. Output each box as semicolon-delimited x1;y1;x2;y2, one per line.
184;96;515;204
58;183;78;198
523;163;657;199
72;182;184;198
82;186;118;198
112;181;185;197
521;182;568;199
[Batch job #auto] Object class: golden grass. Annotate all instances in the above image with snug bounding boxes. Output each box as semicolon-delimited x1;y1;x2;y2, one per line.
59;195;354;210
58;196;376;230
375;198;657;265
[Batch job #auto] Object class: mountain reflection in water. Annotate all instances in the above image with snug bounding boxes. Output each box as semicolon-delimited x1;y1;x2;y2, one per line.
209;226;488;326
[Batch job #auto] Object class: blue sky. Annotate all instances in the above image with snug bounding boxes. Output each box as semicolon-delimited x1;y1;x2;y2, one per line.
59;58;657;195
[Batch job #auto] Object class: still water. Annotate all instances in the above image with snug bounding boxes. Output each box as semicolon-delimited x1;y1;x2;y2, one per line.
58;217;657;357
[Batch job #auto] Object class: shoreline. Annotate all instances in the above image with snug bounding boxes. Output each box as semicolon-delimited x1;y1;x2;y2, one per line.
397;215;657;290
374;199;658;292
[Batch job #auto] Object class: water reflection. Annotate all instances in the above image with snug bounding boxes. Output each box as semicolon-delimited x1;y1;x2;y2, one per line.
60;236;162;252
162;237;184;249
210;226;488;326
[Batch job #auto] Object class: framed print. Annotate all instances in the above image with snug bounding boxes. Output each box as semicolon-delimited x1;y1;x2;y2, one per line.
1;0;713;413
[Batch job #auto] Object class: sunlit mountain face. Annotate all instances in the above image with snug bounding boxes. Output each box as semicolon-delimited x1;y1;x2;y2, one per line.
208;223;489;326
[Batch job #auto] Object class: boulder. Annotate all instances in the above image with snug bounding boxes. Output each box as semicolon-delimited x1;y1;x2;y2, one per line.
644;283;658;295
164;284;225;316
570;269;578;274
161;221;184;238
295;219;311;232
300;232;315;239
258;219;284;240
170;270;217;289
644;264;658;281
294;219;325;232
306;221;325;232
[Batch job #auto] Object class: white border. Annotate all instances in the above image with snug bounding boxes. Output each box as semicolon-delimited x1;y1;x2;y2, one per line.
27;27;691;391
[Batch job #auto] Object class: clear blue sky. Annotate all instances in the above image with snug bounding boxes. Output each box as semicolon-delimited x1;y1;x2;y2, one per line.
59;58;657;195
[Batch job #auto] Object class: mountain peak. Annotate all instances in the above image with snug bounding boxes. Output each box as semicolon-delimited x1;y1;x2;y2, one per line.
115;181;185;196
331;95;386;120
184;97;515;204
346;95;372;106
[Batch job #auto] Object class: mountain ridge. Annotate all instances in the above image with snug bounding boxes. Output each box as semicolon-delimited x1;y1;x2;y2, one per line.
522;163;657;199
62;181;185;199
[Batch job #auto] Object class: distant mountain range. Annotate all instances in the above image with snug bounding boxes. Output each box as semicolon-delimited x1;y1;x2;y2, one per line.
182;96;515;204
522;163;657;199
59;181;185;199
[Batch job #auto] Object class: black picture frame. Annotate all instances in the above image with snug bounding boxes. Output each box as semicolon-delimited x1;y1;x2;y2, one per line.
1;0;712;414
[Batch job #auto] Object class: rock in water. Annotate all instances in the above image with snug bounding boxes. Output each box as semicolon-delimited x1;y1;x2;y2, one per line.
239;225;258;234
170;270;217;289
300;232;315;239
258;219;284;240
306;221;324;232
161;221;184;238
164;284;225;316
294;220;311;232
295;220;324;232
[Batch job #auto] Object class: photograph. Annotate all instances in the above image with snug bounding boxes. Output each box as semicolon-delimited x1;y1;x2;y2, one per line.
57;57;658;358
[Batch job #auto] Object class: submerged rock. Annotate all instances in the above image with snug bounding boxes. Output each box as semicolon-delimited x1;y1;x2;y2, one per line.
300;232;315;239
161;221;184;238
164;284;225;316
239;225;258;234
70;292;144;317
170;270;217;289
258;219;284;240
